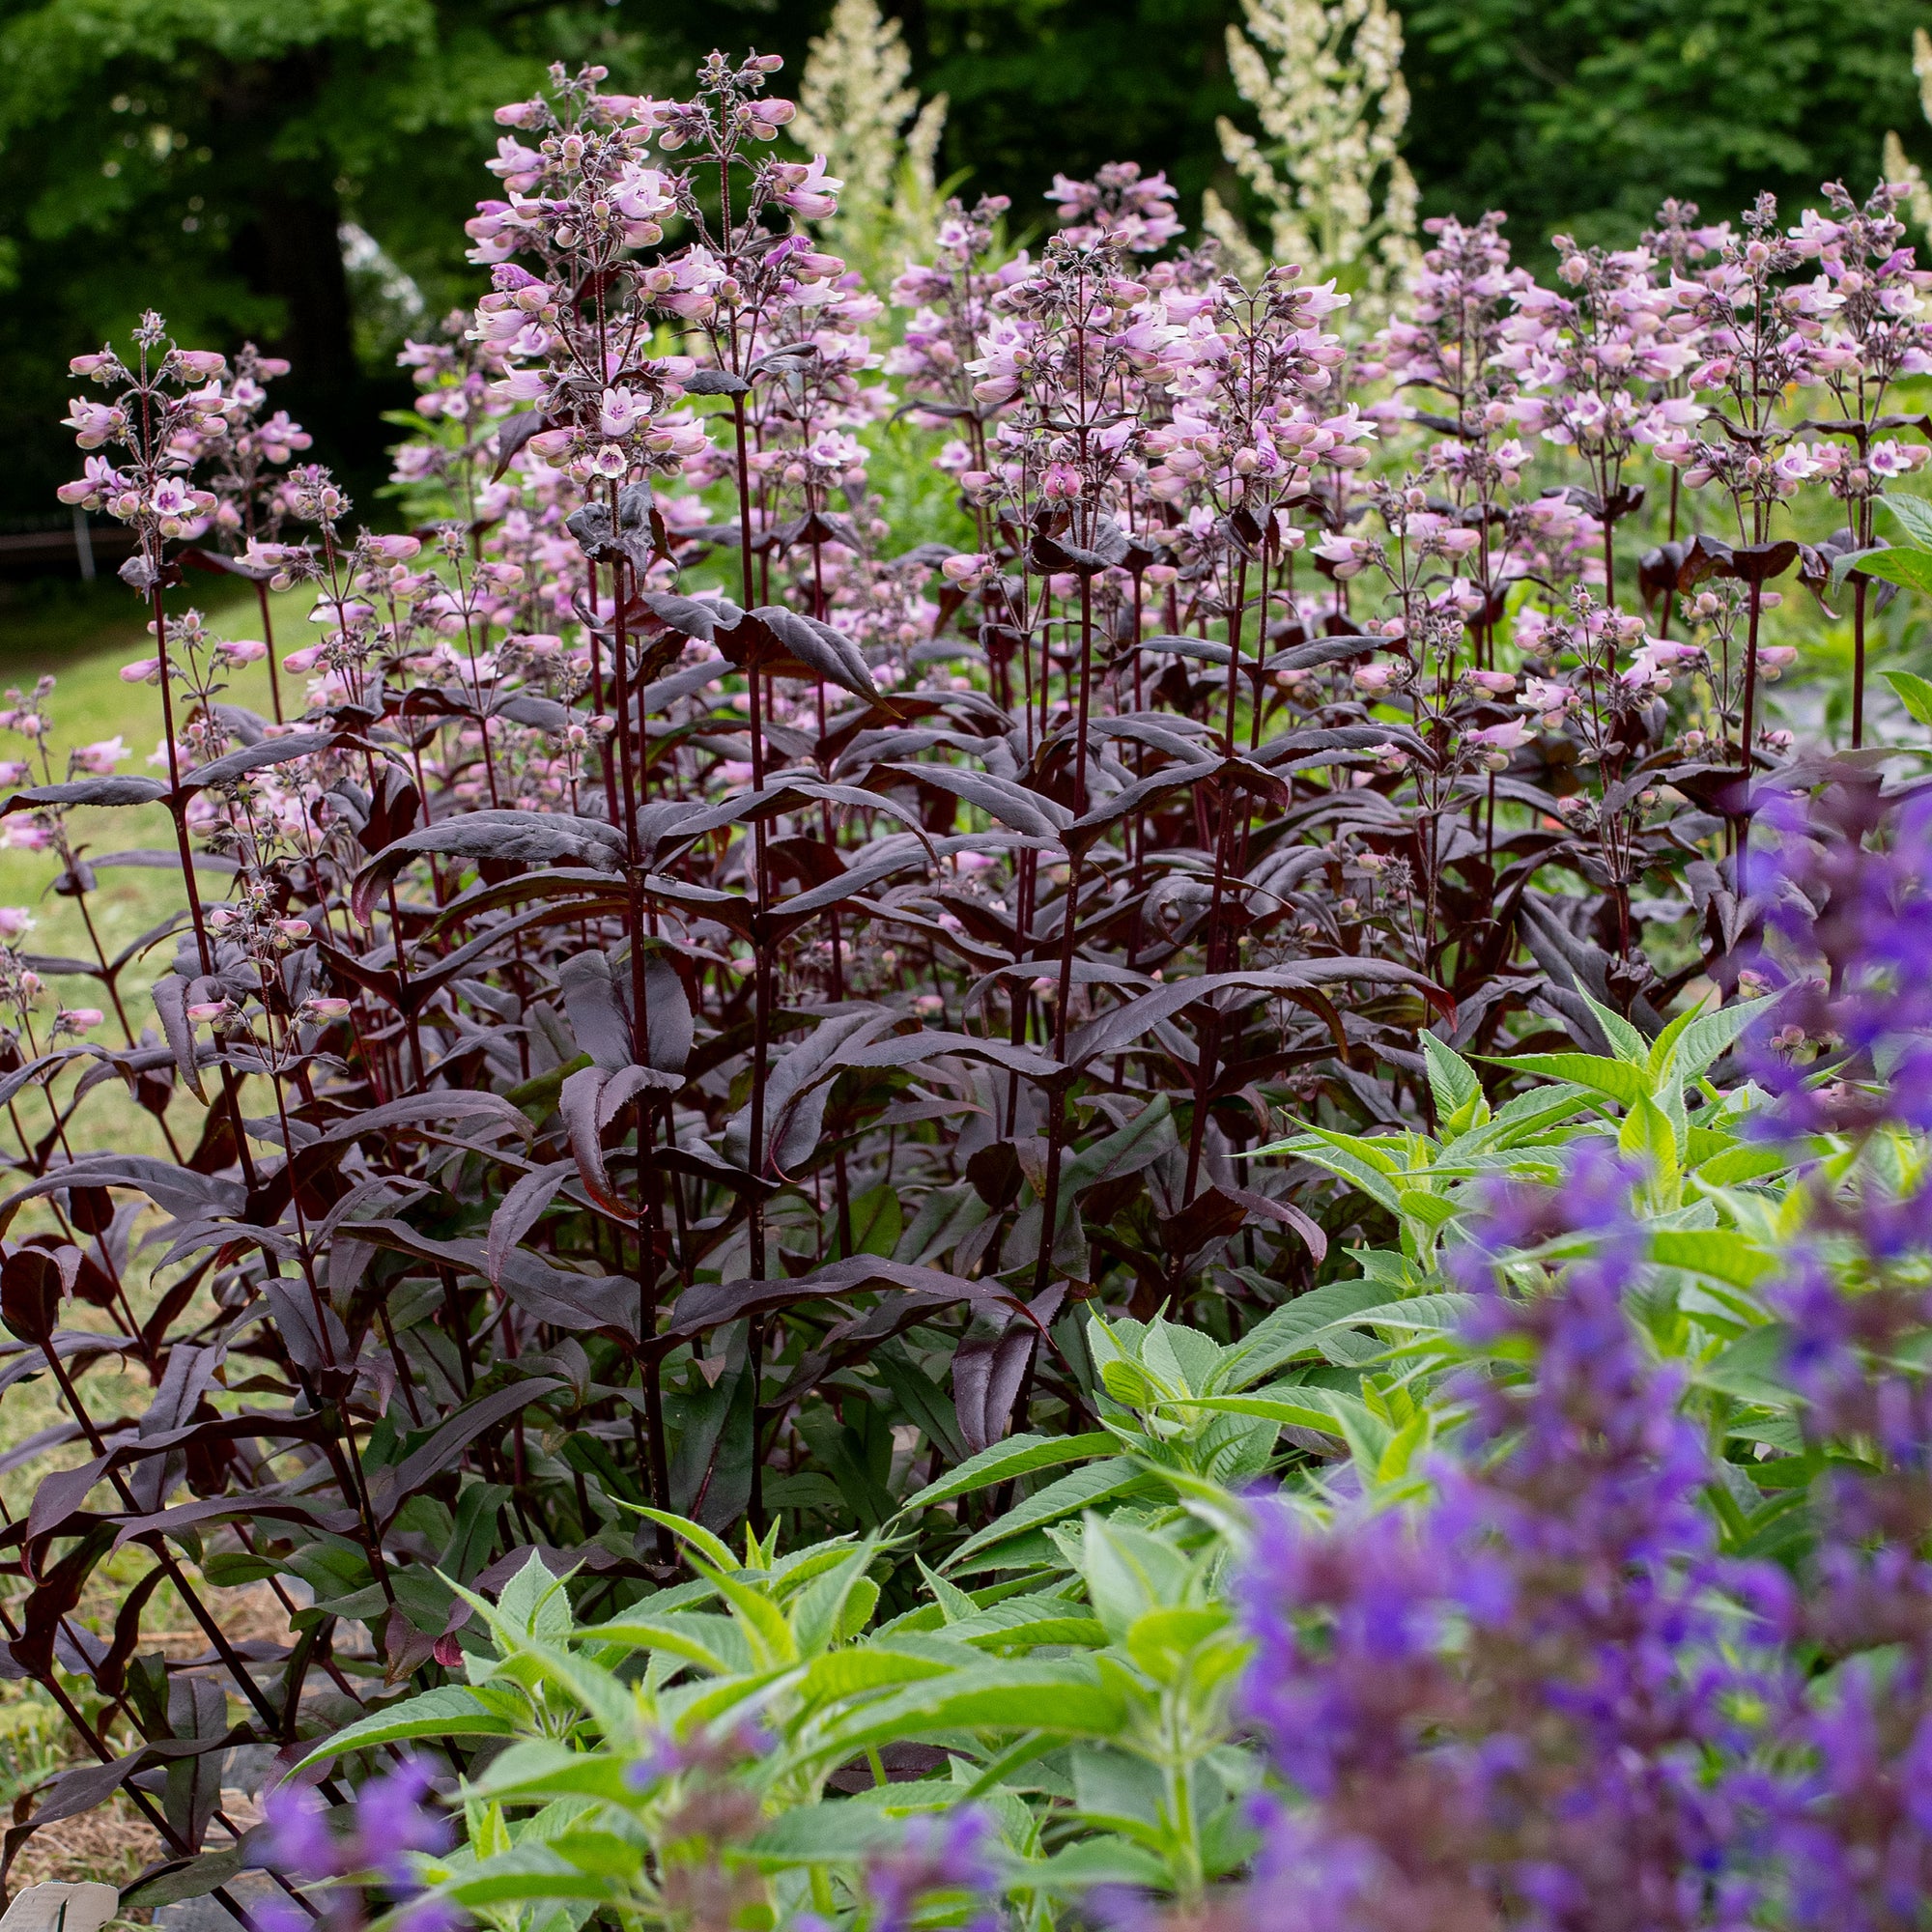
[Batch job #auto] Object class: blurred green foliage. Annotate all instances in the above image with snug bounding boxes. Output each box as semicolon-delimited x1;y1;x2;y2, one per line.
1404;0;1931;248
2;0;1929;526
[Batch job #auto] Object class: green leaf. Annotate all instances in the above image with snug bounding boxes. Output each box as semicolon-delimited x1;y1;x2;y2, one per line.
901;1433;1114;1515
1222;1279;1389;1387
1619;1093;1680;1185
1179;1385;1378;1440
1856;545;1932;595
1420;1033;1486;1135
1488;1051;1648;1108
1578;989;1650;1064
949;1595;1109;1651
625;1505;741;1575
788;1542;881;1660
1395;1187;1457;1229
746;1804;905;1866
1882;668;1932;728
573;1610;748;1675
1694;1322;1796;1406
1081;1516;1194;1641
292;1687;515;1772
799;1644;959;1707
826;1661;1129;1749
495;1549;574;1643
1693;1142;1793;1187
940;1459;1147;1573
1676;995;1779;1084
1830;545;1890;595
1020;1837;1171;1895
440;1850;612;1909
1880;491;1932;549
1651;1229;1777;1289
467;1740;635;1805
847;1183;902;1258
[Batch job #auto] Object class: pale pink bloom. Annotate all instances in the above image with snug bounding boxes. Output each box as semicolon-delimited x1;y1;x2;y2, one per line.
58;1009;104;1031
0;908;32;939
121;658;162;685
72;738;127;774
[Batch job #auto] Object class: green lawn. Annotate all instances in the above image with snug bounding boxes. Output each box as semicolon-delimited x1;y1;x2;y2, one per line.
0;574;312;1165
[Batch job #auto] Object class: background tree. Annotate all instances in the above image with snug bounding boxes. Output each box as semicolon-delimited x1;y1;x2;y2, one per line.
6;0;1932;528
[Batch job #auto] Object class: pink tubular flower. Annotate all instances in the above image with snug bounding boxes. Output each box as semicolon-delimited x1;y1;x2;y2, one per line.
776;156;841;219
72;738;127;774
0;908;32;939
121;658;162;685
62;399;121;448
58;1009;104;1032
1465;717;1533;769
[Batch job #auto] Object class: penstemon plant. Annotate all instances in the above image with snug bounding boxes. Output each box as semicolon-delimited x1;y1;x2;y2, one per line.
4;39;1932;1932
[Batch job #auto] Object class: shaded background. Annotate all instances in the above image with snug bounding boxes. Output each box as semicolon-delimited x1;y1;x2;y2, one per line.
1;0;1926;532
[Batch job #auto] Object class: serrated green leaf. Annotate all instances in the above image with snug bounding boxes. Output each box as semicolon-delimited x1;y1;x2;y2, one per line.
1488;1052;1649;1108
1620;1093;1681;1185
1677;995;1779;1084
1881;491;1932;550
1651;1229;1777;1288
1421;1033;1486;1136
824;1661;1129;1751
1692;1141;1793;1187
1857;545;1932;594
292;1687;516;1773
901;1433;1114;1515
1882;668;1932;727
940;1460;1146;1573
1222;1279;1388;1387
571;1610;749;1675
1579;990;1650;1064
746;1803;905;1865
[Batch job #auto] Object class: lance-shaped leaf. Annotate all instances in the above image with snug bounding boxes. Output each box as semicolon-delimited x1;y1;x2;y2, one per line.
351;810;625;923
487;1160;579;1289
1065;963;1452;1069
558;1064;676;1216
723;1009;897;1178
364;1378;564;1526
178;730;341;796
710;605;885;705
656;1256;1004;1356
636;589;745;641
0;778;166;816
877;764;1073;839
290;1686;518;1773
558;951;636;1072
353;1219;641;1337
